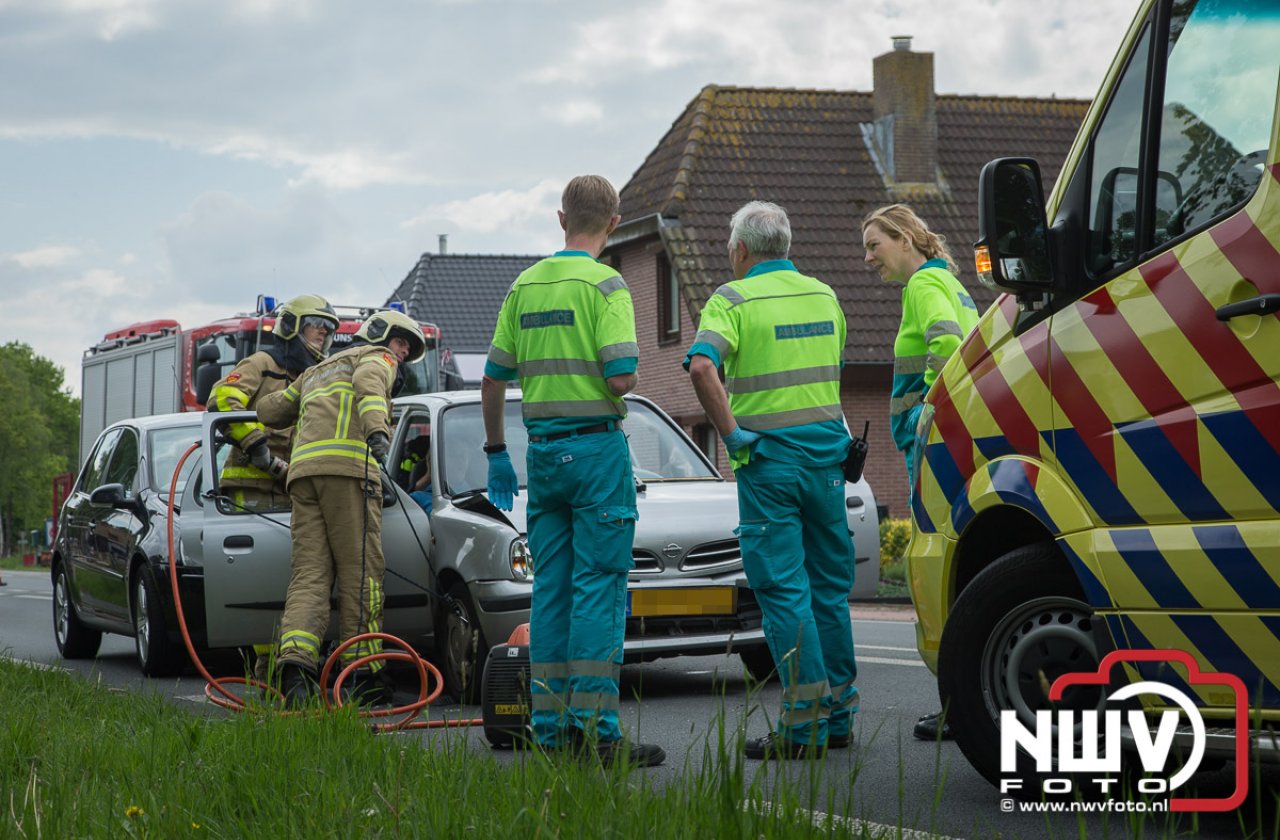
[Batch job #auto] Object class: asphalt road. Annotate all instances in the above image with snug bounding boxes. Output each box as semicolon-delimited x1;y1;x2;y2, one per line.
2;567;1272;839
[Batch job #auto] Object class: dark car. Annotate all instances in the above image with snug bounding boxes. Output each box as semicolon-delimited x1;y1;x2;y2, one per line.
52;413;205;676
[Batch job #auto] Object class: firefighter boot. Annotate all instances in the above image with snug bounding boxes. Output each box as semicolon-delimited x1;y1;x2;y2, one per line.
279;663;318;708
341;668;396;707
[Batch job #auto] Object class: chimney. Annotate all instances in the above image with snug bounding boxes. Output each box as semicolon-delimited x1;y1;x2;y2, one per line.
438;234;448;255
872;35;937;185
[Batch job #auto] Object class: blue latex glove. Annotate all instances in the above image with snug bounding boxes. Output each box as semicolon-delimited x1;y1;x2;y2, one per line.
721;426;761;457
486;450;518;511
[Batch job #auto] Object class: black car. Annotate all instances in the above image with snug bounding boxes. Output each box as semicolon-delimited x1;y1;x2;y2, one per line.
52;413;206;675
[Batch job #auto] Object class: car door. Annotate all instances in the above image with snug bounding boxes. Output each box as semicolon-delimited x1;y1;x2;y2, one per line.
67;428;121;621
88;426;144;623
196;411;296;648
196;409;437;649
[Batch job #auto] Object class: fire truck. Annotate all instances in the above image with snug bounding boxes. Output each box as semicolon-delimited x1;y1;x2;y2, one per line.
78;295;460;465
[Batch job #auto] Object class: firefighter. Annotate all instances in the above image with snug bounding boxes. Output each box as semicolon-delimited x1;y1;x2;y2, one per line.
207;293;339;683
686;200;858;760
862;203;978;742
481;175;663;767
257;309;426;706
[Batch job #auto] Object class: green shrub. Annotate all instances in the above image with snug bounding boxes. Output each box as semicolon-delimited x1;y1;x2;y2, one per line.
878;518;911;573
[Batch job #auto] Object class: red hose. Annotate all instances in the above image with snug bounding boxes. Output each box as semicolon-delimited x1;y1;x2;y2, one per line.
165;440;483;730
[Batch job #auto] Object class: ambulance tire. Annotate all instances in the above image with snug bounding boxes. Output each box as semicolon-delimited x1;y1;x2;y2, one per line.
938;542;1114;800
132;564;187;677
437;580;487;705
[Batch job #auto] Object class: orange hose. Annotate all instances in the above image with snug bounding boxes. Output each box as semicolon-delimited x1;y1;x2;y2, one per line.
165;440;484;730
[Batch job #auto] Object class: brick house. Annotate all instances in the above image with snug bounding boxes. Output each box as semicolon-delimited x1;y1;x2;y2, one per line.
600;39;1088;518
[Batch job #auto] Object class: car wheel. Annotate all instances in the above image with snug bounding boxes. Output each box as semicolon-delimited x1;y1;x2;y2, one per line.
938;542;1106;790
739;644;778;683
132;565;187;677
438;580;488;705
52;563;102;659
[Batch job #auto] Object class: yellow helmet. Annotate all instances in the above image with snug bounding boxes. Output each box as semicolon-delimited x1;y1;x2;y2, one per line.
355;309;426;362
277;294;339;360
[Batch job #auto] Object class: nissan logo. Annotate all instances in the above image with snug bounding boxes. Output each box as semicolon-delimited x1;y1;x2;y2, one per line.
662;543;683;560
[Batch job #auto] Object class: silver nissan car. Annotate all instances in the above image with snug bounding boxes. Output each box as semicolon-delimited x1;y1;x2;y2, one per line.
92;393;877;702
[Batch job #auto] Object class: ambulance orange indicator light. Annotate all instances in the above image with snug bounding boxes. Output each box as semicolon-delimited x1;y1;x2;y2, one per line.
974;246;994;288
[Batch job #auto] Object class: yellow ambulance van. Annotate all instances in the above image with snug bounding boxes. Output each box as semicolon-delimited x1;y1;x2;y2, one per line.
910;0;1280;790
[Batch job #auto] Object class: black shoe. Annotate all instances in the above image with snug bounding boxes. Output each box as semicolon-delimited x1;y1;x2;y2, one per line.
913;711;953;741
279;663;317;708
744;732;826;760
597;739;666;768
827;732;852;749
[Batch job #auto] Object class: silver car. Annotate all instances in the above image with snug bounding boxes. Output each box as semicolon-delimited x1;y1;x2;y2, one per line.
160;393;878;701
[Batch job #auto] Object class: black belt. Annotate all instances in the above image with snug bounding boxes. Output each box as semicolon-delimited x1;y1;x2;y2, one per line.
528;421;620;443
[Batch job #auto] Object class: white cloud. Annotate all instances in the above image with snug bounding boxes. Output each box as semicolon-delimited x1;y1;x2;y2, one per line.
550;100;606;127
403;179;563;240
10;244;80;268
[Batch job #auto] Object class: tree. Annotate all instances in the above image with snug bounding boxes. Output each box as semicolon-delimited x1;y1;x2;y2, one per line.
0;343;79;556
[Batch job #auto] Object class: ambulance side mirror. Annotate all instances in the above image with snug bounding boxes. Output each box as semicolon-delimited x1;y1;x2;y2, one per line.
975;158;1054;295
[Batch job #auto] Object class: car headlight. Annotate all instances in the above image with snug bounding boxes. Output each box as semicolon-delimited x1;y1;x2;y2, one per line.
509;537;534;581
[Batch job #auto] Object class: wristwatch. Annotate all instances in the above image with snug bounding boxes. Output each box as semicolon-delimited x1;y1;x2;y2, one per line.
482;442;507;454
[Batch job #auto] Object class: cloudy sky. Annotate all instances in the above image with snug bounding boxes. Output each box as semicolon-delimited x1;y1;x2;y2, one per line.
0;0;1133;396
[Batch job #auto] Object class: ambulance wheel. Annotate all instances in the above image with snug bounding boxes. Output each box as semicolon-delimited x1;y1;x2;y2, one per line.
938;542;1106;794
53;562;102;659
438;580;487;705
739;645;779;683
132;564;186;677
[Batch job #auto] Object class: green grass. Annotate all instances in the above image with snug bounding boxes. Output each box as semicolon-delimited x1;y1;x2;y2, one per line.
0;554;33;571
0;659;914;839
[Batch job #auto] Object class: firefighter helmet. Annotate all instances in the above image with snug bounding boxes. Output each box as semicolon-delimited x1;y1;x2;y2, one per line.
276;294;339;360
355;310;426;363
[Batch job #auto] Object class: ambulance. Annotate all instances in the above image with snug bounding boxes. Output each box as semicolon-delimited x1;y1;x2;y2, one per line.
908;0;1280;790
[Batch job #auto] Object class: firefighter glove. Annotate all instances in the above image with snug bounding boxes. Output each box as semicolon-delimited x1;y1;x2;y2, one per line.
721;426;761;457
247;440;273;471
486;450;518;511
367;431;391;465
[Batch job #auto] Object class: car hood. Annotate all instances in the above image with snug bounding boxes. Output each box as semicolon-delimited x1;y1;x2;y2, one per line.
491;480;742;574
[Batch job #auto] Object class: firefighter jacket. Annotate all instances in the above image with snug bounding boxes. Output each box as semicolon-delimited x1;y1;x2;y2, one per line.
256;344;397;485
209;351;295;493
889;259;979;453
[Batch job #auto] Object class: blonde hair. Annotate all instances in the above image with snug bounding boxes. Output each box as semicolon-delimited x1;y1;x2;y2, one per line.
861;204;956;272
561;175;620;236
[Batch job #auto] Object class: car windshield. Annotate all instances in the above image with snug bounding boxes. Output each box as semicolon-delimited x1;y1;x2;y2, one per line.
149;424;203;496
439;399;716;496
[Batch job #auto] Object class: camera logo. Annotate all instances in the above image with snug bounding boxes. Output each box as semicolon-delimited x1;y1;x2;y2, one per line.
998;649;1248;812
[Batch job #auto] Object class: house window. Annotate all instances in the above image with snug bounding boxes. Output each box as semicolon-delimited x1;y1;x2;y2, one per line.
693;422;718;463
657;253;680;345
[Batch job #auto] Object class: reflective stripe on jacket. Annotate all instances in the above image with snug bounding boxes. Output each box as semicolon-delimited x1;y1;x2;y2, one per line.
208;351;294;490
256;344;396;484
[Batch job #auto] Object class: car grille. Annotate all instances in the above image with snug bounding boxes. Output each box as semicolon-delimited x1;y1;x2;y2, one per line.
625;587;763;638
680;538;740;572
632;549;663;573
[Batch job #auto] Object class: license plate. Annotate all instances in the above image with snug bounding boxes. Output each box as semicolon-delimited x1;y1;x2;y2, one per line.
627;587;737;618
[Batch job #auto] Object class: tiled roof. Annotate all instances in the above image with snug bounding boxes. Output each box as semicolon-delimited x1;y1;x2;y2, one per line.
616;86;1088;363
390;254;540;352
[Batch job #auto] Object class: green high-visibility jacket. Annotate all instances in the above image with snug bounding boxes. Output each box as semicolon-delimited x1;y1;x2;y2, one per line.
890;260;979;452
689;263;846;467
485;251;638;435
